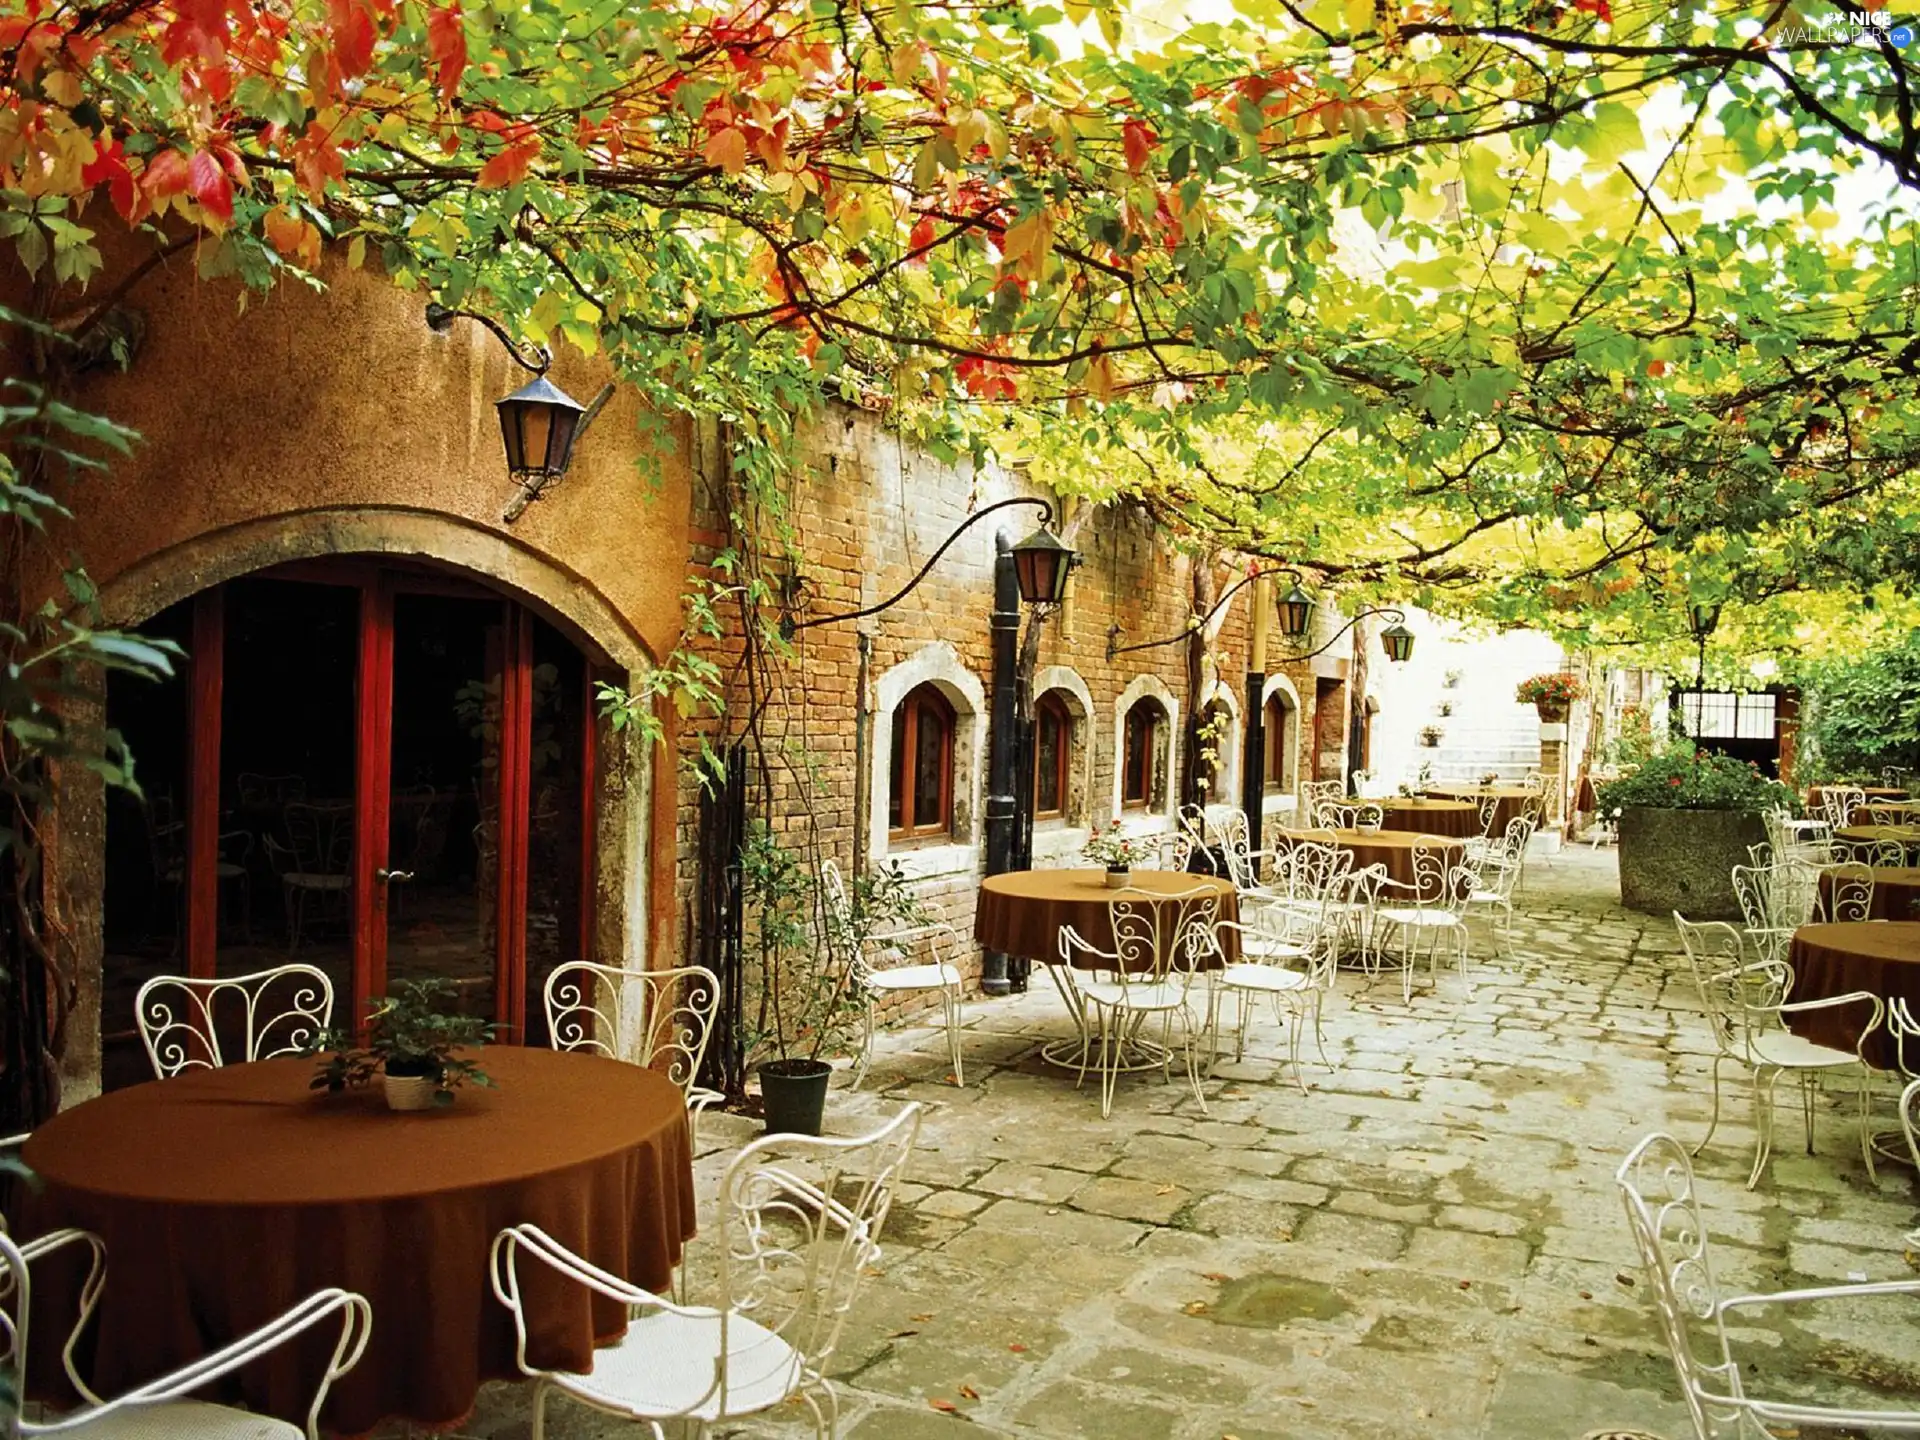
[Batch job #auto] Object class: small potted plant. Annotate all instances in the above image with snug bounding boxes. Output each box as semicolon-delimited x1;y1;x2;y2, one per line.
1443;668;1463;689
1419;724;1444;748
1515;672;1585;723
1479;771;1500;787
307;978;496;1111
1438;702;1453;717
1085;823;1150;886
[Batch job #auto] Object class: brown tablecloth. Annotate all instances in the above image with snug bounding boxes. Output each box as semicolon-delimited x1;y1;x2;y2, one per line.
1423;785;1534;834
975;869;1239;970
1817;867;1920;922
1279;828;1466;898
1835;825;1920;861
21;1047;696;1433
1785;921;1920;1070
1373;798;1479;839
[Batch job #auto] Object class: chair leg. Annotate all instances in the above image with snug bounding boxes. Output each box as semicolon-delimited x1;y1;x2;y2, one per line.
1311;993;1331;1070
1856;1072;1877;1183
1695;1054;1726;1157
1098;1008;1120;1119
850;993;875;1092
1747;1067;1780;1191
530;1377;551;1440
944;987;964;1088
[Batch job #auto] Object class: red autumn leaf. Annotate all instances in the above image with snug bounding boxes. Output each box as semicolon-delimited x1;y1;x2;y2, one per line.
1122;118;1155;174
292;125;347;199
426;5;466;104
327;0;377;78
82;138;138;221
928;1399;958;1413
187;148;234;222
142;148;193;198
1570;0;1612;21
907;215;938;260
477;135;540;188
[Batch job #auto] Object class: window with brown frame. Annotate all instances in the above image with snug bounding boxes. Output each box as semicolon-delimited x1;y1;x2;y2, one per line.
888;683;955;840
1263;694;1291;792
1121;697;1165;809
1033;693;1071;819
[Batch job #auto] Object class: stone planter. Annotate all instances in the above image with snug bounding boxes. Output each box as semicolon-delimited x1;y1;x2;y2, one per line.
1616;806;1766;920
1534;701;1569;723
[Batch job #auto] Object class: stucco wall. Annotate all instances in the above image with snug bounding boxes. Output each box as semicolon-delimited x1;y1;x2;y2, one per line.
27;246;691;666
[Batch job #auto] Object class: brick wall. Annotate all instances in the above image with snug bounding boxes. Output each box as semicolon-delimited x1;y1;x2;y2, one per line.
672;402;1350;1024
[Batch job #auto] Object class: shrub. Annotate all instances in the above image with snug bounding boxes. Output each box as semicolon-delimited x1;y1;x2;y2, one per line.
1595;747;1796;815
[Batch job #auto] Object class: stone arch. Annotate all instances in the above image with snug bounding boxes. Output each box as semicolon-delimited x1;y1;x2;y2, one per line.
60;508;661;1104
1261;673;1304;796
1111;673;1181;819
872;642;988;871
95;506;654;672
1031;664;1096;830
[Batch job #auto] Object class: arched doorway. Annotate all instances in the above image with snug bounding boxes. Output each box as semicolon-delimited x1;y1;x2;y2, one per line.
100;556;615;1090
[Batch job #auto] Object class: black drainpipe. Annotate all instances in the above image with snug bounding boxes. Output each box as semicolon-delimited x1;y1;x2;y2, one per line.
981;535;1021;996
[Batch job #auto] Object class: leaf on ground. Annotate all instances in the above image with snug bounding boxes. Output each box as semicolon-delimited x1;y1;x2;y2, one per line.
1458;1279;1472;1289
929;1398;958;1413
911;1313;934;1322
1201;1271;1231;1283
890;1329;920;1339
1182;1300;1210;1315
958;1384;980;1400
1008;1342;1027;1352
1615;1271;1636;1287
1156;1185;1178;1195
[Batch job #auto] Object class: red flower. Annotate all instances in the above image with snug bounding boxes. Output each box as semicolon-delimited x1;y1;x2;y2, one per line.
1668;776;1683;786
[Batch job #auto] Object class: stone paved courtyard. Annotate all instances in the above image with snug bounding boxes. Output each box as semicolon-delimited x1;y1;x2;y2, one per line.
440;845;1920;1440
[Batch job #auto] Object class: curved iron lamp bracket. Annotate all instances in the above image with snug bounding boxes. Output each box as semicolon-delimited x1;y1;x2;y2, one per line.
780;497;1056;639
1106;567;1290;661
1287;606;1407;661
426;302;552;376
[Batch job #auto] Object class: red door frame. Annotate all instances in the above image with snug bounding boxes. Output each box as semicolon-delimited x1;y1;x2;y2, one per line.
180;562;593;1045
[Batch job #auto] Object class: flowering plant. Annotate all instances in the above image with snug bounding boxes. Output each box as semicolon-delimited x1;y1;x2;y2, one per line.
1593;747;1796;815
1515;672;1585;706
1084;823;1150;869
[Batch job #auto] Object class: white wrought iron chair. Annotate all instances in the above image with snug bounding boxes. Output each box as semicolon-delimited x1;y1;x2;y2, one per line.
1057;887;1218;1119
0;1225;107;1403
1463;850;1524;953
820;861;966;1090
1903;1078;1920;1248
489;1102;923;1440
134;964;334;1080
543;962;724;1140
1616;1131;1920;1438
1370;847;1473;1003
1;1227;371;1440
1764;805;1830;864
1301;780;1343;826
1672;914;1881;1189
1208;879;1342;1091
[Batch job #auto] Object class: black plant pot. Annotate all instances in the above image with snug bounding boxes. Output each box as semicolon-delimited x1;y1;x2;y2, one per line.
758;1058;832;1135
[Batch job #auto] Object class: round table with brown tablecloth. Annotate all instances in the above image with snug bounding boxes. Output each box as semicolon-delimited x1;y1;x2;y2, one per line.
975;868;1240;970
1817;866;1920;923
1373;797;1480;839
1835;825;1920;862
1279;828;1466;898
1784;921;1920;1071
20;1047;697;1434
1422;785;1536;834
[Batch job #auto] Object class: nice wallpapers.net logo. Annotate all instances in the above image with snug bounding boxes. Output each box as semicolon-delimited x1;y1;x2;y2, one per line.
1772;9;1915;43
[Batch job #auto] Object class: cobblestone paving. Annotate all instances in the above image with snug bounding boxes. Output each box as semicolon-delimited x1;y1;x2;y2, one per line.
446;846;1920;1440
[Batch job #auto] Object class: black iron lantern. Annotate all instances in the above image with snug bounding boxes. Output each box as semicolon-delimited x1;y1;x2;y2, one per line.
1381;622;1417;664
496;375;590;483
1277;582;1317;641
1010;526;1077;605
1688;599;1723;640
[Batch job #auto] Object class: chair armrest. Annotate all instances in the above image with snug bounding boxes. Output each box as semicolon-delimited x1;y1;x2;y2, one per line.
1719;1278;1920;1312
491;1224;707;1316
18;1228;109;1405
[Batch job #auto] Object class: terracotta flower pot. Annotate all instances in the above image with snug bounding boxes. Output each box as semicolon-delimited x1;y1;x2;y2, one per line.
1534;701;1569;723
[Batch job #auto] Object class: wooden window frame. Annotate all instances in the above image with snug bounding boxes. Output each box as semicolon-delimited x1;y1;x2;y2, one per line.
890;683;956;841
1263;695;1290;793
1033;693;1072;821
1121;699;1162;810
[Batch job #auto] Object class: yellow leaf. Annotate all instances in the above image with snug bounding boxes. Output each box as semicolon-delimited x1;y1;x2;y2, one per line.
703;127;748;175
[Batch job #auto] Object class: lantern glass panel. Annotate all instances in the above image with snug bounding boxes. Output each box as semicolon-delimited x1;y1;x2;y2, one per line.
1381;624;1416;663
1278;585;1316;640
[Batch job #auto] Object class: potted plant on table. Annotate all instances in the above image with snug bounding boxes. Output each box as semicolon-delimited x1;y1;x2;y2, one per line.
1419;724;1444;748
1596;746;1797;919
1084;824;1151;887
1515;672;1585;723
306;978;496;1110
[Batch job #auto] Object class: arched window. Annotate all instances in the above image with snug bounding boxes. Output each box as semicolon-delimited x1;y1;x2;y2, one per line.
889;683;955;839
1033;692;1071;819
1263;693;1292;792
1121;697;1167;809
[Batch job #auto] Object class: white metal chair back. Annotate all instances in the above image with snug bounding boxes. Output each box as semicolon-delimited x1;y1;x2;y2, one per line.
135;964;334;1079
1210;809;1256;891
1861;802;1905;827
284;801;351;876
1891;997;1920;1078
1102;887;1220;995
0;1226;371;1440
1820;786;1865;830
1870;838;1910;867
1904;1077;1920;1173
1729;864;1770;936
1824;863;1875;923
1161;829;1194;873
1399;843;1464;911
1176;803;1211;852
543;961;720;1097
1672;917;1785;1069
1770;859;1822;930
1614;1133;1751;1440
1475;795;1499;838
1285;841;1353;906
